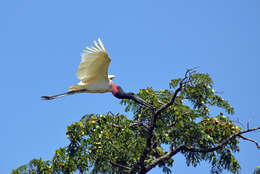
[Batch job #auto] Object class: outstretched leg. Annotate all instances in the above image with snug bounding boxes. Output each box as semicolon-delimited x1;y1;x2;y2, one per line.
41;89;87;100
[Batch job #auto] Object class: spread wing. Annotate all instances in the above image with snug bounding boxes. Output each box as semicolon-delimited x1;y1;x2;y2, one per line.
77;38;111;84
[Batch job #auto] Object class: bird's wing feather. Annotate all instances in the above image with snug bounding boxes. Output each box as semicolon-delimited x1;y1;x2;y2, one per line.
77;38;111;84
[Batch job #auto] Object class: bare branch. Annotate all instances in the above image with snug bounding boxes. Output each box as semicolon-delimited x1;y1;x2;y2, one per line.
239;135;260;149
110;161;131;170
141;126;260;173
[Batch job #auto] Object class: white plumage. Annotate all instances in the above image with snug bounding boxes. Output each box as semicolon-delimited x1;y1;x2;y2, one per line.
41;38;116;100
41;38;155;108
68;38;115;93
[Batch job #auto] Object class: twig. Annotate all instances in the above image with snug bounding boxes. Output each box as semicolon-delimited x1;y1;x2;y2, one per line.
130;122;150;130
107;122;123;128
110;161;131;170
107;122;149;130
157;99;166;105
239;135;260;149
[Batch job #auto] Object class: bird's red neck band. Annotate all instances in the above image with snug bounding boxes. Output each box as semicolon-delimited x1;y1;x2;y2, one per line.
112;83;118;95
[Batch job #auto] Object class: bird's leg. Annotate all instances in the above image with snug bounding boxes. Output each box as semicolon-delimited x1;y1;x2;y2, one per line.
41;89;88;100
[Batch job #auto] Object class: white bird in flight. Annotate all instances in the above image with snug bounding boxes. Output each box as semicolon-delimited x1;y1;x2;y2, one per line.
41;38;154;108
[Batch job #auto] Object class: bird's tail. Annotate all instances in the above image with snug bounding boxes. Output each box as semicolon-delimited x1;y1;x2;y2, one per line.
41;89;87;100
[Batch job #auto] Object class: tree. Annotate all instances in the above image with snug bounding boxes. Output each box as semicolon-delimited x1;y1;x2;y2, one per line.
254;166;260;174
12;69;260;174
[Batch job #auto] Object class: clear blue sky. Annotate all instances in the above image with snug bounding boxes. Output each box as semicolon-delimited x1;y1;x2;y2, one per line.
1;0;259;173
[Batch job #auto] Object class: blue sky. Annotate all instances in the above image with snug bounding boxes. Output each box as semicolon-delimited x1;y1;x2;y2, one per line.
1;0;259;173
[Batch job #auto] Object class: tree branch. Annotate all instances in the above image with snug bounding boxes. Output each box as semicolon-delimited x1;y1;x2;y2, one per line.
128;69;194;174
128;88;182;174
139;147;181;174
130;122;150;130
181;126;260;153
239;135;260;149
141;126;260;173
107;122;149;130
110;161;131;170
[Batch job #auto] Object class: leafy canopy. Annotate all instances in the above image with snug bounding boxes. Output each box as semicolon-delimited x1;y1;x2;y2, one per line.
12;71;243;174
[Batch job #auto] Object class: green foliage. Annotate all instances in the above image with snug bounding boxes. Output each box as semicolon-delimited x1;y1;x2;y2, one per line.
254;166;260;174
11;158;52;174
13;71;243;174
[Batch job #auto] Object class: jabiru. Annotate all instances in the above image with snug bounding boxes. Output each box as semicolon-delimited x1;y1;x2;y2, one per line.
41;38;154;108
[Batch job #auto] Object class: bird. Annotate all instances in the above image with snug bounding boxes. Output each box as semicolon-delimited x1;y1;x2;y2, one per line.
41;38;154;108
